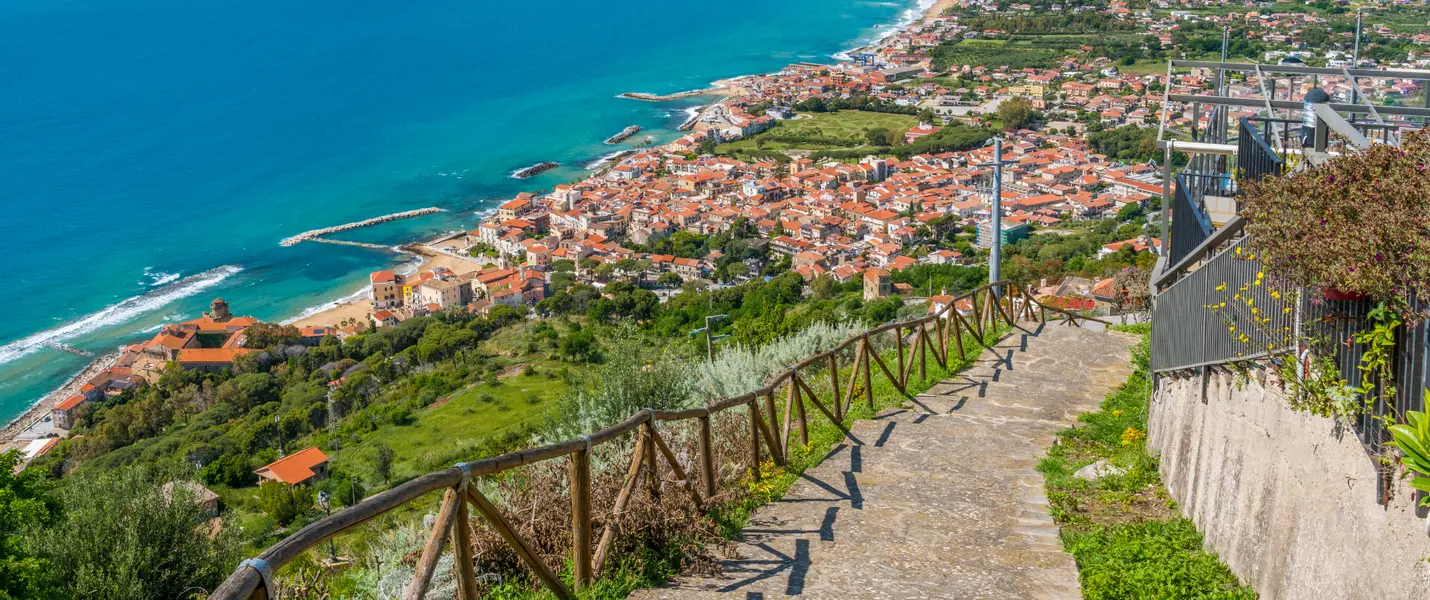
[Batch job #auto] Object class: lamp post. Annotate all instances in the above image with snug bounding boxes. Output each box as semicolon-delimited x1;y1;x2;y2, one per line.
317;491;336;563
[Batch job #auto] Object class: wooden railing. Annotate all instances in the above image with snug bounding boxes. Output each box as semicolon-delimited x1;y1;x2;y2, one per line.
210;281;1104;600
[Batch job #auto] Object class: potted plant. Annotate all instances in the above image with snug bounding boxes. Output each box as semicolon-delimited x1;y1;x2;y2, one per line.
1238;130;1430;311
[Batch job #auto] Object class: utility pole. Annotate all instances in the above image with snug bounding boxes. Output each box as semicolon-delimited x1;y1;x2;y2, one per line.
689;314;728;362
1352;10;1363;106
977;137;1014;289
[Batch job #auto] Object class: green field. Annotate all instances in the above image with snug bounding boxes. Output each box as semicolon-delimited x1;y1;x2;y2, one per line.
328;368;565;483
772;110;917;138
715;110;918;159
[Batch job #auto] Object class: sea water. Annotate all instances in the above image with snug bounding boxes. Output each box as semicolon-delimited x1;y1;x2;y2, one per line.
0;0;927;422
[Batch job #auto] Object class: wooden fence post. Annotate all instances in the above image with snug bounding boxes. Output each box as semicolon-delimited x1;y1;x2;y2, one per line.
748;401;763;481
792;369;808;447
642;423;660;502
467;487;574;600
403;488;463;600
452;490;479;600
951;312;966;362
570;448;593;590
917;322;928;382
862;335;874;410
828;353;842;423
895;326;906;385
593;435;646;574
698;415;716;499
763;390;782;459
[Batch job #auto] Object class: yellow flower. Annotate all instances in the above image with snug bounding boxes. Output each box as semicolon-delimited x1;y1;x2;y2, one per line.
1215;283;1227;291
1271;290;1280;299
1284;307;1292;314
1112;409;1124;417
1236;247;1243;255
1121;427;1147;446
1228;325;1236;332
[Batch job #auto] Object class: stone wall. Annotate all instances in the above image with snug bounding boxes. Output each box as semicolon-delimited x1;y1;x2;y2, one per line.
1149;368;1430;599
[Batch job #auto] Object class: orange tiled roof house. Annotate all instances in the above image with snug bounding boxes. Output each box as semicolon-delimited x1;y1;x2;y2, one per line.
254;447;329;486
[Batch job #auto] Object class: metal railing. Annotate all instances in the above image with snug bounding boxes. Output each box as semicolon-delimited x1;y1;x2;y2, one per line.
1152;230;1428;460
1152;237;1291;371
1237;117;1286;183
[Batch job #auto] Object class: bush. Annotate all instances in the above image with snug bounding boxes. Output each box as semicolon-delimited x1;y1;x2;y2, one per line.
199;453;254;488
258;481;315;526
24;468;242;599
1240;130;1430;313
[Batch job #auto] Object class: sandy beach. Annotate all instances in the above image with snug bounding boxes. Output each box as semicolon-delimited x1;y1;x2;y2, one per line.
924;0;956;24
289;245;489;328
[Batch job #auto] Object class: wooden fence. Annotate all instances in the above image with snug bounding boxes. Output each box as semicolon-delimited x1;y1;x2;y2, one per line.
211;280;1102;600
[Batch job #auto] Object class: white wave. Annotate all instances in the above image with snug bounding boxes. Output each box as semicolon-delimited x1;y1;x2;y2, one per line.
143;267;181;287
0;265;243;366
584;150;626;170
834;0;937;59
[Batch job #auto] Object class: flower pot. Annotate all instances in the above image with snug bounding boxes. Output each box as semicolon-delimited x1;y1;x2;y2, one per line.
1322;287;1369;302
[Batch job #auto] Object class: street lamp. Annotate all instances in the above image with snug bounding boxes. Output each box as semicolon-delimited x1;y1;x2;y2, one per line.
317;491;336;563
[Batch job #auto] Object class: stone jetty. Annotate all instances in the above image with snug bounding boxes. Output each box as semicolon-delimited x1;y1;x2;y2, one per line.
618;87;724;102
280;207;442;247
604;125;642;144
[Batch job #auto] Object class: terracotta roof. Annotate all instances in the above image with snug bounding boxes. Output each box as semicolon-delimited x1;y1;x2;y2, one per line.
54;395;86;412
254;447;329;485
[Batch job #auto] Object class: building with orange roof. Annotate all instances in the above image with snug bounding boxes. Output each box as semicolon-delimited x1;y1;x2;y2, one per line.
254;447;329;486
52;394;88;429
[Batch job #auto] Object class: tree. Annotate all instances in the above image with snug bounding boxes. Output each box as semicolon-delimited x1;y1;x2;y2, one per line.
559;328;599;363
241;323;302;349
916;108;937;124
811;274;838;300
0;451;54;600
25;468;241;599
657;271;683;287
998;96;1036;131
372;443;395;485
258;480;314;526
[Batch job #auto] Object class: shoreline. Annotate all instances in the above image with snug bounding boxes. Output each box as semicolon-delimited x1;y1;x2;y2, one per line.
283;0;945;332
1;352;120;446
1;0;942;445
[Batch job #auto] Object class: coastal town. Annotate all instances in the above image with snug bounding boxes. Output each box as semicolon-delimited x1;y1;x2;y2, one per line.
9;0;1430;596
10;0;1430;465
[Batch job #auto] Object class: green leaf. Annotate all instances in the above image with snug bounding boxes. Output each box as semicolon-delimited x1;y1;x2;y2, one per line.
1409;477;1430;493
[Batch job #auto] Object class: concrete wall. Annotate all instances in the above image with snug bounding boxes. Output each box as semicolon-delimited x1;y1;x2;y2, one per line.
1149;368;1430;599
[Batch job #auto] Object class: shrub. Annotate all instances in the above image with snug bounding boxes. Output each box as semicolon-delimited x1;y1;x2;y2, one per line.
24;468;242;599
1240;130;1430;313
258;481;315;526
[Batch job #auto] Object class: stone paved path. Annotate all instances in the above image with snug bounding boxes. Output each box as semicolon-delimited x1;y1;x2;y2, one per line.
629;322;1136;600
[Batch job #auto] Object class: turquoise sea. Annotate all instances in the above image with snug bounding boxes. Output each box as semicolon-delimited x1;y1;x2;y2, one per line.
0;0;929;422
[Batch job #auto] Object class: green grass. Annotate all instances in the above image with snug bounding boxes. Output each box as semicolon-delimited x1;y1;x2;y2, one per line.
715;110;918;159
775;110;918;138
1039;324;1256;599
339;370;563;479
